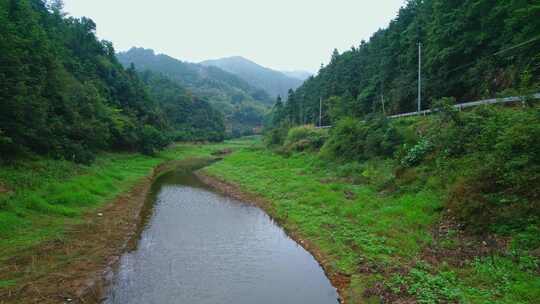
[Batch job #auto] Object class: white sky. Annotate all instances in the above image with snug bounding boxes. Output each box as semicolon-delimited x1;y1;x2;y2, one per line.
62;0;405;72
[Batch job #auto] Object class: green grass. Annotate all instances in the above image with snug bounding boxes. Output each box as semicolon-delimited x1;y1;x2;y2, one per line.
204;143;540;303
0;140;248;262
1;135;537;303
205;147;440;270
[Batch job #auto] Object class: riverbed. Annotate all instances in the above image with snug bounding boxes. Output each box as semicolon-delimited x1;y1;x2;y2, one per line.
104;168;338;304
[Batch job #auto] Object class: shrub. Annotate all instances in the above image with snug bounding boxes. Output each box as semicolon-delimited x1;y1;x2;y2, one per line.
321;115;403;161
400;139;433;168
283;125;328;152
59;142;96;165
438;105;540;232
0;130;21;161
264;125;289;147
139;125;171;155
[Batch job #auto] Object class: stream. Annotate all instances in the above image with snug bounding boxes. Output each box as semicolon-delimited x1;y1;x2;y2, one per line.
104;165;339;304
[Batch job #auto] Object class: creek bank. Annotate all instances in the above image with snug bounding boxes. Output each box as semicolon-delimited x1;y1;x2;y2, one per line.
195;171;349;304
1;158;214;304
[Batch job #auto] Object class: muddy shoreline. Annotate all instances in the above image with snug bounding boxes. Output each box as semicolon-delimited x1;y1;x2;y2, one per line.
195;171;349;304
0;159;209;304
1;157;345;304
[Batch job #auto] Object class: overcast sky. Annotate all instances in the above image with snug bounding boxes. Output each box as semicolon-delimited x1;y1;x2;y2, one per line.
63;0;405;72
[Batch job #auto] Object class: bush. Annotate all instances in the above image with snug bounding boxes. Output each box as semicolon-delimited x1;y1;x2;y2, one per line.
139;125;171;155
434;104;540;232
283;125;328;152
58;142;96;165
321;115;403;161
264;126;289;147
400;139;433;168
0;130;20;161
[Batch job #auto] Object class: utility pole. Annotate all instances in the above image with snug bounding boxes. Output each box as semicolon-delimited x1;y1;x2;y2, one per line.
418;42;422;113
319;97;323;127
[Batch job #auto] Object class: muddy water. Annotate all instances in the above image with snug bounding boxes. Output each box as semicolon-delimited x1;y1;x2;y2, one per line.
104;168;338;304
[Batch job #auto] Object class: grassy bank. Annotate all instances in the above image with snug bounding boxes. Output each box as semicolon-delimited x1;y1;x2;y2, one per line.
0;140;247;294
204;138;540;303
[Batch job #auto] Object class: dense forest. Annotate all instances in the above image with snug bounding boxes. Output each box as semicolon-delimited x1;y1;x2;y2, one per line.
117;48;270;137
0;0;225;163
272;0;540;126
265;0;540;233
260;2;540;301
201;56;304;100
259;2;540;301
139;70;225;142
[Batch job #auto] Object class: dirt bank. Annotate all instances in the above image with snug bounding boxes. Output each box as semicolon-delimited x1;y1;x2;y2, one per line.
0;159;205;304
195;171;350;304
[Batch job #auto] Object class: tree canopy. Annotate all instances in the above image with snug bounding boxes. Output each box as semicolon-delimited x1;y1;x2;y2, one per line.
270;0;540;127
0;0;225;163
117;48;270;137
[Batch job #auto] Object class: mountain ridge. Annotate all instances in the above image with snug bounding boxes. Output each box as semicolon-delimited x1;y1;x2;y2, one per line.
117;48;269;136
200;56;304;99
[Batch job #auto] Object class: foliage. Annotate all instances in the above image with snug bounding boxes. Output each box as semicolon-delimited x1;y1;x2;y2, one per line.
206;143;540;303
321;115;403;161
138;125;170;155
0;0;175;162
400;139;433;168
405;263;462;304
0;1;229;164
117;48;269;136
462;256;540;303
206;147;441;271
320;102;540;233
282;125;328;152
273;0;540;125
139;70;225;142
431;105;540;232
263;126;289;148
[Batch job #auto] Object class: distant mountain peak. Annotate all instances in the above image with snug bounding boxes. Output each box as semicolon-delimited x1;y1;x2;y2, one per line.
200;57;304;99
116;48;272;106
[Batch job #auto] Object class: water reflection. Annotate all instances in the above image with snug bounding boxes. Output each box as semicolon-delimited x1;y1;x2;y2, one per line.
105;168;338;304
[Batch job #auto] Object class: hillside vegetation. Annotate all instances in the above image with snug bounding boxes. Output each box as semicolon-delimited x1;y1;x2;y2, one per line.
117;48;270;136
275;0;540;125
0;0;226;164
253;0;540;302
207;103;540;303
139;70;225;142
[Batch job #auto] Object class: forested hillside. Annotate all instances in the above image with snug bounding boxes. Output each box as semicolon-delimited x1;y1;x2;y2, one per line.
276;0;540;125
139;70;225;142
201;56;304;99
260;1;540;301
0;0;224;164
118;48;270;136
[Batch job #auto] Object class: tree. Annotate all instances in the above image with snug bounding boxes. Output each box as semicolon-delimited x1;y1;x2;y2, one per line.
279;0;540;125
47;0;64;14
